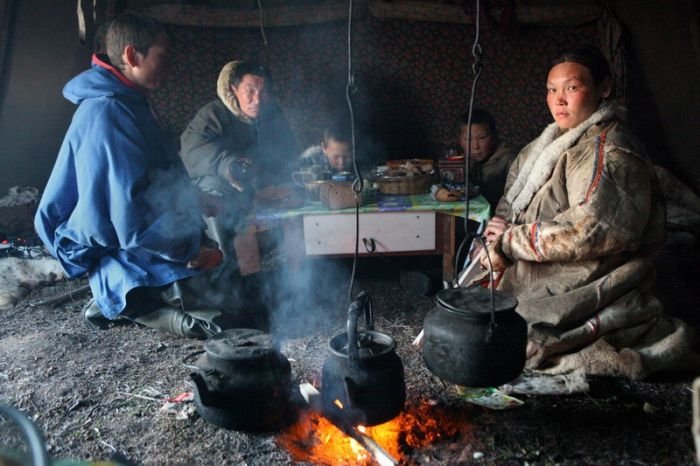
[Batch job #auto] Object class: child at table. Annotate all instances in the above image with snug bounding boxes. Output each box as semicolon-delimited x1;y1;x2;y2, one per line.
298;118;353;179
450;109;516;209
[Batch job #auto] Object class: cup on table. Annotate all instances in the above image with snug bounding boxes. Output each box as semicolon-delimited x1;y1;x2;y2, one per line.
291;170;318;187
303;180;327;202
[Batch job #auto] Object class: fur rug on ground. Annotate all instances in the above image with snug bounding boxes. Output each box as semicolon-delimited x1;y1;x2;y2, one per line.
504;369;590;395
0;257;67;310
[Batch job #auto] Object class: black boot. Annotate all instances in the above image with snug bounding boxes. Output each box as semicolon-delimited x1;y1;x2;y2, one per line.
82;299;114;330
129;306;227;340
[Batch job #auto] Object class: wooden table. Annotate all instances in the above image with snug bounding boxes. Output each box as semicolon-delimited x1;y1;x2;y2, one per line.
234;194;491;282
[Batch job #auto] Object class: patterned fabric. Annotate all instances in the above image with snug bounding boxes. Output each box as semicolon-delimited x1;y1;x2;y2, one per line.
150;16;602;165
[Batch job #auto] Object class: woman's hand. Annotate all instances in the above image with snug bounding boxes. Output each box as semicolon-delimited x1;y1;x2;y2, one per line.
187;247;224;271
483;216;509;243
468;216;510;261
478;237;511;273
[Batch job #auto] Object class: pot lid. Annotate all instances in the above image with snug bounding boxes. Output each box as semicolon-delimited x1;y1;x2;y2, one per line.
203;328;276;361
436;287;518;315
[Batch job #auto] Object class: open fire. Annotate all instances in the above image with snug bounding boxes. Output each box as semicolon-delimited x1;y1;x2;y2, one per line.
277;400;465;465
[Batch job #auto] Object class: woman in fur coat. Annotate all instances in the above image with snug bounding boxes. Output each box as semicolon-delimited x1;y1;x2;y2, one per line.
477;44;700;379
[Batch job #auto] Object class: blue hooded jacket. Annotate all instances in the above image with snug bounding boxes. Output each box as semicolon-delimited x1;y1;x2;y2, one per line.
35;55;204;318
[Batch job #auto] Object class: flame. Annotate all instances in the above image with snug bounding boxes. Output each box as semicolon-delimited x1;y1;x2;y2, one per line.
334;399;344;410
277;401;465;465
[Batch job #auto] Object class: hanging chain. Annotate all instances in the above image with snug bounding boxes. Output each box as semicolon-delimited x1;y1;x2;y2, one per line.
257;0;268;46
464;0;497;316
463;0;483;236
345;0;364;302
453;0;485;284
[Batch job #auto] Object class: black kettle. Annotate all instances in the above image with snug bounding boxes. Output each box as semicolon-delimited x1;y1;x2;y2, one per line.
321;292;406;426
186;328;292;431
422;286;527;387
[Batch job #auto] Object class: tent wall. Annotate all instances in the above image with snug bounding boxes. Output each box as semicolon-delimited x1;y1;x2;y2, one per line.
0;0;697;196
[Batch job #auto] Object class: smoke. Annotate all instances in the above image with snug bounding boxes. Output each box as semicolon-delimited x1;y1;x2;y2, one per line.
142;163;206;242
168;218;354;340
257;238;354;340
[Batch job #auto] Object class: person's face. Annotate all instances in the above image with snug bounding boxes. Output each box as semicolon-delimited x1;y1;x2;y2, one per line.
458;123;496;162
129;33;170;90
322;138;352;172
547;61;611;130
231;74;269;119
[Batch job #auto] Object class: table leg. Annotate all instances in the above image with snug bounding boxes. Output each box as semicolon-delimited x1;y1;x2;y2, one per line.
233;226;262;276
437;213;456;283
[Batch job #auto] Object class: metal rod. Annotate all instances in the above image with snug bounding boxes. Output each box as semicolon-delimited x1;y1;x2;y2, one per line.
299;383;398;466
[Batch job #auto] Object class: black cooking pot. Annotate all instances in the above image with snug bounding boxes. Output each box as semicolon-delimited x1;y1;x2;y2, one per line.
321;292;405;426
186;328;292;431
422;286;527;387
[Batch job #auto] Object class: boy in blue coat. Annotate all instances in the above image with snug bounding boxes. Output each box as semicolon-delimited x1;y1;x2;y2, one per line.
35;12;258;338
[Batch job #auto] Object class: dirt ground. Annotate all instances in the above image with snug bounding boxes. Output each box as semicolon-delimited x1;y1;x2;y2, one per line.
1;234;700;466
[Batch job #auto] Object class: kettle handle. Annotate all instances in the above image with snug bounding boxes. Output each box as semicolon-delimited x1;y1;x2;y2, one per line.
190;371;213;407
346;291;373;365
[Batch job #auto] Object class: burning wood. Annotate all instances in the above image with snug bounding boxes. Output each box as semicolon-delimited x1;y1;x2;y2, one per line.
278;383;465;465
412;329;424;346
298;383;397;466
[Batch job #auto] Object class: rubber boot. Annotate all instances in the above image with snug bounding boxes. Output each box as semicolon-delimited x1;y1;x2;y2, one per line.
83;299;115;330
130;306;223;340
83;298;137;330
162;274;269;331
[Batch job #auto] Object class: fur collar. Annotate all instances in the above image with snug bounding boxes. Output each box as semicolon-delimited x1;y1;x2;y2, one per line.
504;102;621;218
216;60;253;124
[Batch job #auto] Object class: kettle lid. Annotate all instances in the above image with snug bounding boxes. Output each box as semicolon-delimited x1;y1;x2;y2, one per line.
436;287;518;316
329;330;396;359
204;328;276;361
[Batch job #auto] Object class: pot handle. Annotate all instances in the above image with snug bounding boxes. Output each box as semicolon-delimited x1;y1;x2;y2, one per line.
478;238;498;343
346;291;373;366
486;280;498;343
182;349;205;371
190;372;213;407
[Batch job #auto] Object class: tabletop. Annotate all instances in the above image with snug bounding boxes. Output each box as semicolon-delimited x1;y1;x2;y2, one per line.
253;193;491;224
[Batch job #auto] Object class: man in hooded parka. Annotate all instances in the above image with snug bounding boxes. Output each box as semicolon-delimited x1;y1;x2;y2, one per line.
179;61;299;254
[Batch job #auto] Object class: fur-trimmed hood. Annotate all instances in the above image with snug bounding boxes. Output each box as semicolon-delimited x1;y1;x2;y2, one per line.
216;60;254;124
